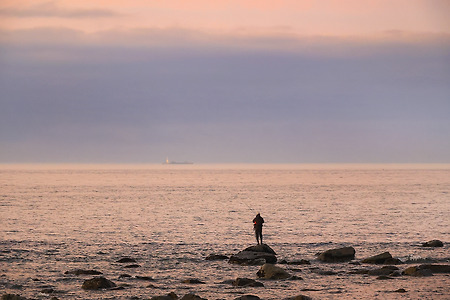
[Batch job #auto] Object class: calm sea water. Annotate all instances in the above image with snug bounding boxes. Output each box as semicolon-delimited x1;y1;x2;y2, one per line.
1;164;449;299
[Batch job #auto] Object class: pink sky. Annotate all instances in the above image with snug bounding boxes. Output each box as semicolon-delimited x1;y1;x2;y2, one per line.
1;0;449;36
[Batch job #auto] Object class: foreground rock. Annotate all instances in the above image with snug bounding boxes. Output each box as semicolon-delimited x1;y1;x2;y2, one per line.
229;244;277;265
81;277;116;290
361;252;402;264
317;246;355;262
257;263;291;279
422;240;444;247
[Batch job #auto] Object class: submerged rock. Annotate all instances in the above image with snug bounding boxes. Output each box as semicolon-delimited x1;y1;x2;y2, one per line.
117;257;137;263
182;278;205;284
65;269;102;275
257;263;291;279
205;254;228;261
232;277;264;287
422;240;443;247
229;244;277;265
284;295;313;300
317;246;355;262
81;277;116;290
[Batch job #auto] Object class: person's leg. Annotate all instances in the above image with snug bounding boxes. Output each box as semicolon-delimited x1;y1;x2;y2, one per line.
255;230;260;244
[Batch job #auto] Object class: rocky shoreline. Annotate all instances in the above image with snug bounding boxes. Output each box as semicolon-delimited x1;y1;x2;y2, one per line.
2;240;448;300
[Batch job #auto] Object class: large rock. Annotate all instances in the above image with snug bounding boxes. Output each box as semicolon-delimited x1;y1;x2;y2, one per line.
81;277;116;290
361;252;401;264
229;244;277;265
256;263;291;280
422;240;444;247
317;246;355;262
402;266;433;277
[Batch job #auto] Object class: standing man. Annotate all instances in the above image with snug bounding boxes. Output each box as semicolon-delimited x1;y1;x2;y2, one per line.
253;213;264;245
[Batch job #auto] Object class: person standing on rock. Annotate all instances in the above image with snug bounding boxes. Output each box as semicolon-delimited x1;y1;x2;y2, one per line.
253;213;264;245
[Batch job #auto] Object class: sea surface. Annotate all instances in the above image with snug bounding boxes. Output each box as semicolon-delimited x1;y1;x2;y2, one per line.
1;164;449;299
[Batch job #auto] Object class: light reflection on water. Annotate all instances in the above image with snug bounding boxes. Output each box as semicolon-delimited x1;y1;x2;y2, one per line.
1;165;449;299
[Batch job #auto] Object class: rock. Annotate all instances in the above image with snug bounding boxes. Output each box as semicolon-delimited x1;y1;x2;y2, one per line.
229;244;277;265
136;276;155;281
205;254;228;261
402;266;433;277
311;269;337;275
182;278;205;284
40;288;54;294
233;296;261;300
376;275;393;280
317;246;355;262
232;278;264;287
119;274;132;279
361;252;393;264
287;259;311;265
422;240;443;247
349;269;369;274
180;294;207;300
65;269;103;275
367;266;399;276
124;264;141;268
419;264;450;273
150;292;178;300
117;257;137;263
394;288;407;293
257;263;291;279
2;295;27;300
81;277;116;290
284;295;313;300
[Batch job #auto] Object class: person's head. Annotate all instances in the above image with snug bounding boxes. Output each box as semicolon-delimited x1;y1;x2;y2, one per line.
256;213;260;217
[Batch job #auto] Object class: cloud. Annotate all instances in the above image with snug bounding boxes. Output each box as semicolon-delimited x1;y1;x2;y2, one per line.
0;1;120;18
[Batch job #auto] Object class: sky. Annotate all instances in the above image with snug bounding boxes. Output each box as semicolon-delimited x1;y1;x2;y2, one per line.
1;1;449;164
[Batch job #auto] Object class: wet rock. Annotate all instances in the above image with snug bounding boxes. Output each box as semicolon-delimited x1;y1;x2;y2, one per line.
402;266;433;277
229;244;277;265
284;295;313;300
40;288;55;294
124;264;141;268
394;288;407;293
117;257;137;263
422;240;443;247
233;296;261;300
182;278;205;284
205;254;228;261
180;294;208;300
361;252;393;264
418;264;450;273
232;278;264;287
367;266;399;276
257;263;291;279
150;292;178;300
317;246;355;262
136;276;155;281
81;277;116;290
2;295;27;300
65;269;103;275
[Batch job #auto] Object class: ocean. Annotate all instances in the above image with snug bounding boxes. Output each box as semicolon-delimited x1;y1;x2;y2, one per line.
1;164;449;299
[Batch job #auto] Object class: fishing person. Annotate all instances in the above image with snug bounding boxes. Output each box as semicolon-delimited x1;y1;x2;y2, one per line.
253;213;264;245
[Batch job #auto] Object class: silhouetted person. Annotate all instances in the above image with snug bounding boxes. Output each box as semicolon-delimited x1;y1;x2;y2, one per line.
253;213;264;245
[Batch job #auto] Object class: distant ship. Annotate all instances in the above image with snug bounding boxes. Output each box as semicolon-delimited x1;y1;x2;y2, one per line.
163;157;193;165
